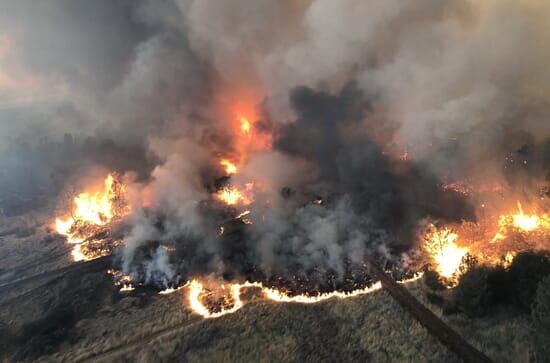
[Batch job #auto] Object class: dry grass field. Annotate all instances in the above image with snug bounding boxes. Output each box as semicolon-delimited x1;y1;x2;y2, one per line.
0;212;548;363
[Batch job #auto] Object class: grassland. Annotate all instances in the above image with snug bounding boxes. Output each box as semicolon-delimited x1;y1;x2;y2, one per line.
0;212;548;362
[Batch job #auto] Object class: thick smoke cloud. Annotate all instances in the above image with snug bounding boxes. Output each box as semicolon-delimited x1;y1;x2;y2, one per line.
181;0;550;179
276;84;473;240
2;1;550;288
0;0;211;199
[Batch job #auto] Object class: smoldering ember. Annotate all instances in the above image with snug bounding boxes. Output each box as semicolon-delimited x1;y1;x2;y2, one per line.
1;1;550;362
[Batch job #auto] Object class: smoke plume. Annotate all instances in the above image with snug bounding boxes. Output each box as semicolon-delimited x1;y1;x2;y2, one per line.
2;0;550;288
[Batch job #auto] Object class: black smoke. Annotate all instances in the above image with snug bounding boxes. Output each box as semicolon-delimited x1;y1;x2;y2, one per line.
276;84;473;243
1;0;549;293
121;84;474;291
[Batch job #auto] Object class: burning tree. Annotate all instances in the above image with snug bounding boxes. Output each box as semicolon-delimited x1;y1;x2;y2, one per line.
422;225;469;285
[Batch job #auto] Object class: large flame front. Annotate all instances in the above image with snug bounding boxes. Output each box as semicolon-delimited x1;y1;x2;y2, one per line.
55;175;116;242
511;201;550;232
423;197;550;286
185;275;426;319
55;174;129;261
491;201;550;243
187;280;247;319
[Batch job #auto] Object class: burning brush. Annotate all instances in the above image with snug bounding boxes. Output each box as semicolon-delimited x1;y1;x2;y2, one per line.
55;173;130;261
422;199;550;287
47;110;550;322
422;225;471;286
184;269;427;319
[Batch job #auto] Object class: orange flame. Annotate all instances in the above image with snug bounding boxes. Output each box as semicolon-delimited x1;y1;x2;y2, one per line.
158;285;186;295
423;226;468;281
186;275;423;319
220;159;238;175
55;174;129;261
214;185;254;206
119;284;135;292
422;198;550;284
491;201;550;243
228;106;271;166
239;116;251;134
55;174;116;243
188;280;246;319
511;201;550;232
70;244;86;262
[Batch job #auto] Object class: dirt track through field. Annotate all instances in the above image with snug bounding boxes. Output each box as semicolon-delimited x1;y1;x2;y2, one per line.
366;259;493;363
78;319;201;362
0;255;111;295
75;262;494;363
0;250;68;282
1;254;494;362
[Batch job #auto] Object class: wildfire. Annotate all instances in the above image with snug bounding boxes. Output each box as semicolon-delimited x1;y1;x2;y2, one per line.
55;175;114;243
260;283;383;304
220;159;238;175
235;210;251;219
423;226;468;280
502;251;516;269
55;218;76;240
511;201;550;232
55;174;117;241
119;284;135;292
186;275;423;319
441;180;506;196
442;182;471;196
108;269;136;292
158;285;186;295
228;105;271;158
187;280;246;319
212;102;271;210
71;244;86;262
214;185;254;206
422;198;550;284
239;116;251;134
55;173;129;261
491;201;550;243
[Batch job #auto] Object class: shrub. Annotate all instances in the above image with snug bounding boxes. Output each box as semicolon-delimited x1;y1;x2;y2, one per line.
423;269;446;291
506;251;550;311
532;275;550;332
450;266;495;317
425;292;444;307
448;251;550;317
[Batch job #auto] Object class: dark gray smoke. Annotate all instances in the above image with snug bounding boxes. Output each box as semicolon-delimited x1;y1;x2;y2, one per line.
119;83;473;289
276;84;473;240
1;0;550;290
0;0;211;200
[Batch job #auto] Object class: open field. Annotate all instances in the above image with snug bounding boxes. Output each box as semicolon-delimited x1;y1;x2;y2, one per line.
0;212;548;362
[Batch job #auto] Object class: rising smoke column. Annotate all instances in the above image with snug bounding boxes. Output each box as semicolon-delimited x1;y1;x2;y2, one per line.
2;1;550;287
117;82;474;288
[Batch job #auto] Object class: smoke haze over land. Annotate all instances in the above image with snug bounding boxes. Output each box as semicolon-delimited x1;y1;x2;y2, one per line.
2;0;550;287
